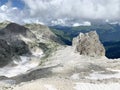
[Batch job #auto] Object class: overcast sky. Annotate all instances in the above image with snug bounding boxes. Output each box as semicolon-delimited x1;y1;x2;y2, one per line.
0;0;120;25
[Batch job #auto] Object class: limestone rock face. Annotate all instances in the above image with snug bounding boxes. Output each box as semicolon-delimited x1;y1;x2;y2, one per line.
25;24;63;44
72;31;105;57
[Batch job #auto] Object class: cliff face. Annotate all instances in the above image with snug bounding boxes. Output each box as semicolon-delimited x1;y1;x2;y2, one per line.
72;31;105;57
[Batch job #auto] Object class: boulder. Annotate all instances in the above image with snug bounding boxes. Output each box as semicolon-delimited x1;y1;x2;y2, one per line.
72;31;105;57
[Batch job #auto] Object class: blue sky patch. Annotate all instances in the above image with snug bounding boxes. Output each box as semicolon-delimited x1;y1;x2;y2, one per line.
0;0;25;9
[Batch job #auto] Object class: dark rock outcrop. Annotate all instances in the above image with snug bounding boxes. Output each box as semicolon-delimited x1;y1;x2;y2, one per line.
0;23;36;55
0;23;36;67
0;39;12;67
0;22;62;67
72;31;105;57
0;23;36;41
5;23;28;34
11;40;30;55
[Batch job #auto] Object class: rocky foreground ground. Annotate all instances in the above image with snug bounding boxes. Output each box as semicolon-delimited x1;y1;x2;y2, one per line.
0;46;120;90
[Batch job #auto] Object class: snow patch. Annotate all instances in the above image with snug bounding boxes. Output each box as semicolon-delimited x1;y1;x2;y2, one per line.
31;48;43;57
86;69;120;80
44;84;57;90
74;83;120;90
71;73;80;80
0;56;40;78
52;66;64;73
32;51;43;57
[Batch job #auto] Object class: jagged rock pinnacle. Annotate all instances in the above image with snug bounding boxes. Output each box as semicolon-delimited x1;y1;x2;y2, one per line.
72;31;105;57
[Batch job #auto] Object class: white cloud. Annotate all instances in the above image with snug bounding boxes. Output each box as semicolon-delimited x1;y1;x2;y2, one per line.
73;21;91;27
0;5;8;11
51;19;66;26
73;23;81;27
0;0;120;25
22;0;120;25
0;3;26;24
23;19;45;25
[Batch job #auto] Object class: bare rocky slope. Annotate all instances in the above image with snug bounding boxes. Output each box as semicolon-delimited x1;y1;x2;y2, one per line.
0;24;120;90
0;22;62;67
25;24;63;44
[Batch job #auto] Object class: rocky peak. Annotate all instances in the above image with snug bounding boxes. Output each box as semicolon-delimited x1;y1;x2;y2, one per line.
25;24;63;44
0;23;36;41
5;23;28;34
0;21;11;29
72;31;105;57
25;24;53;37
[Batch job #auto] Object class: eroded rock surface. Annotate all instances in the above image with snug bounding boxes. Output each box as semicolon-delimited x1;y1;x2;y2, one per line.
72;31;105;57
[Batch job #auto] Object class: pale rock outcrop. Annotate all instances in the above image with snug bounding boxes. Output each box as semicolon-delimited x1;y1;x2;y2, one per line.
72;31;105;57
25;24;63;44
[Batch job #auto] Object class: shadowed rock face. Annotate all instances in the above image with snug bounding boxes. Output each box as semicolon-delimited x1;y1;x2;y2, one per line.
72;31;105;57
5;23;28;34
0;23;35;67
0;39;12;67
0;23;36;55
1;23;36;39
11;40;30;55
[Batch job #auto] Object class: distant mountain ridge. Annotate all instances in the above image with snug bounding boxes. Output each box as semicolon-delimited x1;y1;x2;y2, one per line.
50;23;120;58
50;23;120;43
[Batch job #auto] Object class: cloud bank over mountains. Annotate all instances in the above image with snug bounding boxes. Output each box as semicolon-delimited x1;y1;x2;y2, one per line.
0;0;120;25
